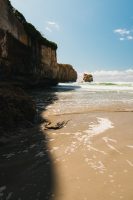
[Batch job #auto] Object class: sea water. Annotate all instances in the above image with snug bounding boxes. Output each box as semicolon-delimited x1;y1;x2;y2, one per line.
45;82;133;115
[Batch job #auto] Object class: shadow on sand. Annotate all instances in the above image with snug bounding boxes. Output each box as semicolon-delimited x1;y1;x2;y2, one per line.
0;84;79;200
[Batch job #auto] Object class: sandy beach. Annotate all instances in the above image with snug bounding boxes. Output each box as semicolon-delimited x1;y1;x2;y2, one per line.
39;83;133;200
43;111;133;200
1;0;133;199
0;83;133;200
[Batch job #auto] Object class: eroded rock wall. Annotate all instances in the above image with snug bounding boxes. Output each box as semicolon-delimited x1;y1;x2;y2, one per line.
40;45;57;79
0;0;28;45
57;64;77;82
0;29;32;80
0;0;77;84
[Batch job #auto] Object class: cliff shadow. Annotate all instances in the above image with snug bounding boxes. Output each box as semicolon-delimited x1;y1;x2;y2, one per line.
0;128;56;200
53;83;81;92
0;84;79;200
31;84;81;121
0;88;59;200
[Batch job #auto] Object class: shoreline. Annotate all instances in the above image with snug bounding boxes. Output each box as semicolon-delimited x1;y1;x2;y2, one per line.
44;110;133;200
0;85;133;199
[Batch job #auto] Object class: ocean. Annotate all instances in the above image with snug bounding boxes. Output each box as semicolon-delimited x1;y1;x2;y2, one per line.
45;82;133;115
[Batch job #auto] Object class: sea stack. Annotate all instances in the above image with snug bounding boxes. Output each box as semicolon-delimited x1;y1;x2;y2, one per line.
83;73;93;82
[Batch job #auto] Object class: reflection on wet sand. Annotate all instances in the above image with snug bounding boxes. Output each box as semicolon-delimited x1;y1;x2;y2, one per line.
41;84;133;200
1;84;133;200
44;112;133;200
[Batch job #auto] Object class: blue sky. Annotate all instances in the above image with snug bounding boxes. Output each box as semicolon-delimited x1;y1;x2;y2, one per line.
10;0;133;73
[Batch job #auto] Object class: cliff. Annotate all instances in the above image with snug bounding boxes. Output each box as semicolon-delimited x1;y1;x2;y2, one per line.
0;1;77;195
57;64;77;82
0;0;77;85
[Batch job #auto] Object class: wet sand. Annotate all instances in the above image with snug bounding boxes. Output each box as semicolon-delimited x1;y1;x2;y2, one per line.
43;111;133;200
1;85;133;200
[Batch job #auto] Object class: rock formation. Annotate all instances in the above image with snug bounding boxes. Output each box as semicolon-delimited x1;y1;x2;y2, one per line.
0;0;78;131
0;2;78;197
83;73;93;82
57;64;77;82
0;0;77;85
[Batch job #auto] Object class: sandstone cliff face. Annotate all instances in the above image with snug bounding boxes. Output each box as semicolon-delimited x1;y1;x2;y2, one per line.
0;29;32;79
0;0;28;45
57;64;77;82
0;0;77;85
40;45;57;79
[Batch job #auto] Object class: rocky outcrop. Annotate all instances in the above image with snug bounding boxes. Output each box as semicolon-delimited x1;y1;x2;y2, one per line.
0;0;28;45
57;64;77;82
0;0;77;85
0;0;77;132
83;73;93;82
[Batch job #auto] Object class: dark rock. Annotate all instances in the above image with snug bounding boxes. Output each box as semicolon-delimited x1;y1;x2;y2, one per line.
83;73;93;82
57;64;77;82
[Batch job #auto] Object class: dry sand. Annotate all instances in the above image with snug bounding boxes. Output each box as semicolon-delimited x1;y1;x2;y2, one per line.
43;111;133;200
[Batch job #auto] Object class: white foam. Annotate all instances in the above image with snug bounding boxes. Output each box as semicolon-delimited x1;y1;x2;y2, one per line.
50;146;59;153
87;145;107;155
84;118;114;137
85;160;106;173
103;137;117;143
80;84;133;91
127;145;133;149
103;137;122;154
60;80;133;92
54;118;113;160
126;160;133;167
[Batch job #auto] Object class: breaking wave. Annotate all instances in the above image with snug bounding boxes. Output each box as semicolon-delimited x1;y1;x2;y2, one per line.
78;68;133;82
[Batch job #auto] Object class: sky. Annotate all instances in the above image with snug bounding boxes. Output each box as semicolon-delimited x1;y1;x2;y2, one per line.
10;0;133;76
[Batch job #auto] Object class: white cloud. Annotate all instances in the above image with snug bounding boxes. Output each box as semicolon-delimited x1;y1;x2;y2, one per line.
114;28;133;41
114;28;130;36
78;69;133;82
92;69;133;82
127;35;133;40
45;21;60;33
